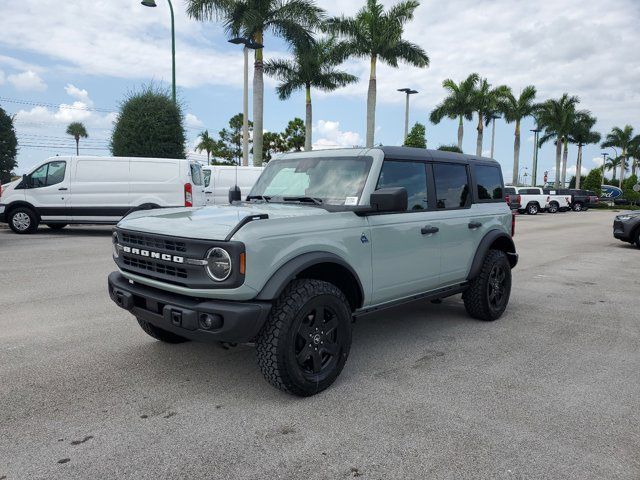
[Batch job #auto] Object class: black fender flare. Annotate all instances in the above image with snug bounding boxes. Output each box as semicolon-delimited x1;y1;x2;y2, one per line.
467;229;518;280
4;201;40;220
255;251;365;305
123;203;160;218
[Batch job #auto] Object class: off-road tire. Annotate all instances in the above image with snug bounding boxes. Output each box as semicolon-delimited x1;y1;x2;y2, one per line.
8;207;39;234
46;224;67;231
256;279;352;396
634;228;640;249
572;202;584;212
463;249;512;321
136;317;190;343
547;202;559;213
526;203;539;215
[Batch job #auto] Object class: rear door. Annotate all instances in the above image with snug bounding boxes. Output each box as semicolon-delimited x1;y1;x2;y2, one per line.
188;162;205;206
203;167;214;205
429;161;477;285
368;158;442;304
71;158;129;222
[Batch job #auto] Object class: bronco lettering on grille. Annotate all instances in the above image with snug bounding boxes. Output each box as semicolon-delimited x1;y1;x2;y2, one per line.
122;245;184;264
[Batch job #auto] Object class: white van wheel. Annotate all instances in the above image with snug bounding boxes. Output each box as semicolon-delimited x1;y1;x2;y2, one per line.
9;208;39;234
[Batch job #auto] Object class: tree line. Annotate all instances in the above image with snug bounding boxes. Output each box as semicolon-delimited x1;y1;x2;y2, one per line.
429;73;640;190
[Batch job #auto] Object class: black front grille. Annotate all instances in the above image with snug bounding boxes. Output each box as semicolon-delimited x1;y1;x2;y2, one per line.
121;232;186;253
122;255;188;279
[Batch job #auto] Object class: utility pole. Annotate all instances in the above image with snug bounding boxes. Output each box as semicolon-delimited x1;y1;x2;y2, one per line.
397;88;418;144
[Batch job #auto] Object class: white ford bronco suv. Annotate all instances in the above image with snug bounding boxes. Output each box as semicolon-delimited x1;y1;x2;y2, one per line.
108;147;518;396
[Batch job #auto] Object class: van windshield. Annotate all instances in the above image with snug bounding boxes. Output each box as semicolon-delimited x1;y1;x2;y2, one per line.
248;156;372;206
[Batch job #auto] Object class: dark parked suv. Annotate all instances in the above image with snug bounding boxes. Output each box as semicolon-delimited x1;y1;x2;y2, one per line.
504;187;521;211
613;212;640;248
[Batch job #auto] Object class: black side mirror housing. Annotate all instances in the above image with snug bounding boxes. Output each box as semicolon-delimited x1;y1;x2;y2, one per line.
370;187;408;212
228;185;241;203
22;174;30;189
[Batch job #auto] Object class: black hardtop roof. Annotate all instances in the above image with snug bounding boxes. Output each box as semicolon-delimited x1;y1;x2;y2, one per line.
378;146;499;165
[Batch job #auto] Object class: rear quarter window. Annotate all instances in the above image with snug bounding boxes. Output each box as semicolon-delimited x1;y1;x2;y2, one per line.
190;163;204;186
475;165;503;201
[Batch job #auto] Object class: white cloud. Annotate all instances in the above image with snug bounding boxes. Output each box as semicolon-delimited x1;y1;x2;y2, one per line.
313;120;362;149
64;84;93;106
7;70;47;91
185;113;204;129
14;84;115;128
0;70;4;85
592;157;605;167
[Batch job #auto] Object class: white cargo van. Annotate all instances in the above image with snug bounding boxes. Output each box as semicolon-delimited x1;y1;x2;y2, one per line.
0;156;205;234
202;165;263;205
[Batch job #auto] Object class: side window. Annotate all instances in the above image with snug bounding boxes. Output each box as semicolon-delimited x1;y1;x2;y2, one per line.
190;163;204;186
29;161;66;188
203;170;211;188
433;163;470;209
475;165;503;200
376;160;428;211
30;164;49;188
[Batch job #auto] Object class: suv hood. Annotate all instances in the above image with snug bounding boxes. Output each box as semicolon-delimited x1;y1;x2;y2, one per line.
117;202;329;240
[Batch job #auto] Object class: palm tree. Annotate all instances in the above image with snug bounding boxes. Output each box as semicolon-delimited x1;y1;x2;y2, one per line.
429;73;478;151
265;37;358;151
187;0;324;166
601;125;640;187
196;129;217;164
326;0;429;147
537;93;580;188
499;86;537;185
567;114;600;189
471;78;508;157
628;140;640;177
66;122;88;156
605;156;623;181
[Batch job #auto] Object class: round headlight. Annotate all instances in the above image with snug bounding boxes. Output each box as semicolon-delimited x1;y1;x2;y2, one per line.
112;232;119;258
206;247;232;281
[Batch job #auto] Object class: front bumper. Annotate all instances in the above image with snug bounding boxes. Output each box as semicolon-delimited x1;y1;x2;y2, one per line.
613;220;631;241
0;204;6;223
108;272;271;343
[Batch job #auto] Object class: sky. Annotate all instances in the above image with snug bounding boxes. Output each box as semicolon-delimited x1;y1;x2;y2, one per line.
1;0;639;184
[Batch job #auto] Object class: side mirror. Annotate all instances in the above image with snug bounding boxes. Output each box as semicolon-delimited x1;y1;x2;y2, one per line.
22;174;30;188
369;187;408;212
228;185;241;203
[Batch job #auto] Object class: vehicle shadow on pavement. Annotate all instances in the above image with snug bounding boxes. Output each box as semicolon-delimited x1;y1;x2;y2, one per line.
38;227;114;236
109;296;476;397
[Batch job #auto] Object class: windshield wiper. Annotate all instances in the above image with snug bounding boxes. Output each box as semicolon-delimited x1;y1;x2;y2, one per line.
282;196;324;206
246;195;271;202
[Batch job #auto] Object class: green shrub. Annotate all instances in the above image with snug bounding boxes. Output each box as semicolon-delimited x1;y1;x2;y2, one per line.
111;85;186;158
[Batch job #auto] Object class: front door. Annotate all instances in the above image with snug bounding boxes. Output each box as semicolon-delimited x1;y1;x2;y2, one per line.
368;159;441;305
25;160;71;223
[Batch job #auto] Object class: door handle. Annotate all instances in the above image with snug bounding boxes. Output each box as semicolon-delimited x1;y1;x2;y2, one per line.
58;187;68;191
421;226;439;235
468;221;482;229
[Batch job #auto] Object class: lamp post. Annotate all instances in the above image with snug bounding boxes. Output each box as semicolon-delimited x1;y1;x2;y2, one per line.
601;152;609;185
397;88;418;144
141;0;176;104
530;128;541;186
229;37;263;166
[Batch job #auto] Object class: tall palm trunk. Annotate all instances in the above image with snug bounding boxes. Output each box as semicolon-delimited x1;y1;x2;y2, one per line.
75;137;79;156
561;138;568;186
476;113;484;157
490;118;496;159
554;140;562;188
252;30;264;166
365;55;377;148
457;116;463;150
512;119;520;185
620;150;626;188
575;145;583;189
304;84;312;151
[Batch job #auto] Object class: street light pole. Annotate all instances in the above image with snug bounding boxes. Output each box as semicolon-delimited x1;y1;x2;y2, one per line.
530;128;541;186
141;0;176;103
230;37;263;166
397;88;418;144
601;152;609;184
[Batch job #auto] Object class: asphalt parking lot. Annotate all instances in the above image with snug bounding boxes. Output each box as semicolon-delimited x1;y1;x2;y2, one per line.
1;210;639;479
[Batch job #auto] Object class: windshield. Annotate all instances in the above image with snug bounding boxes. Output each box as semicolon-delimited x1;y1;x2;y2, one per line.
248;156;372;206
